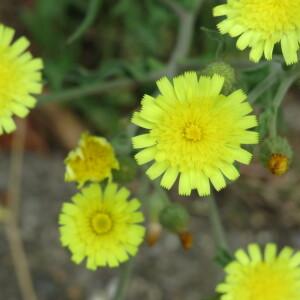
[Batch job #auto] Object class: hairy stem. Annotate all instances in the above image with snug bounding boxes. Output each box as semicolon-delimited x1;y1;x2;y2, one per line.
38;69;165;104
113;259;135;300
208;194;229;252
166;0;204;77
270;68;300;137
248;63;282;104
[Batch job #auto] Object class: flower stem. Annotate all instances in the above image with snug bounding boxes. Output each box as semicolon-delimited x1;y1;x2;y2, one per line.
5;120;38;300
208;194;229;252
248;62;282;104
113;259;134;300
270;68;300;137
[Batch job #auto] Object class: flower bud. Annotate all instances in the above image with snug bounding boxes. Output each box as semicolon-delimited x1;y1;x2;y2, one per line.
201;61;236;95
146;222;163;247
178;231;193;250
268;154;289;176
260;136;293;175
148;191;170;221
159;203;190;233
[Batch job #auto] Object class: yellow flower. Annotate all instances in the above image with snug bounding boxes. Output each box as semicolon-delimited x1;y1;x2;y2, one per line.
132;72;258;196
65;133;119;187
59;183;145;270
0;24;43;134
217;243;300;300
214;0;300;65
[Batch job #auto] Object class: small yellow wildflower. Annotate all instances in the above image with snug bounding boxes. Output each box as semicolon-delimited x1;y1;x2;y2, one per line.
217;243;300;300
214;0;300;65
0;24;43;133
59;183;145;270
132;72;258;196
64;133;119;187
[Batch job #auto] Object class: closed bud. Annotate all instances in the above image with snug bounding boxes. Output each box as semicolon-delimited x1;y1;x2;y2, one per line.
178;231;193;250
201;61;236;95
159;203;190;233
260;136;293;176
146;222;162;247
148;191;170;221
268;154;289;176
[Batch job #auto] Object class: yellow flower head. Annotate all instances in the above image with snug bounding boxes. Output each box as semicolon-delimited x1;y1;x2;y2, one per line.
214;0;300;65
132;72;258;197
0;24;43;133
217;243;300;300
64;133;119;187
59;183;145;270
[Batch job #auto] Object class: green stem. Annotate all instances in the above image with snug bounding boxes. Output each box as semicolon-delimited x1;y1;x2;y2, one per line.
208;194;229;252
38;70;165;104
165;0;204;77
248;63;282;104
270;68;300;137
113;259;134;300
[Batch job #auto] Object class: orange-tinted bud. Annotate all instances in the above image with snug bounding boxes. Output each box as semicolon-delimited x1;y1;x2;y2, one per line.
268;153;289;176
178;231;193;250
146;222;162;247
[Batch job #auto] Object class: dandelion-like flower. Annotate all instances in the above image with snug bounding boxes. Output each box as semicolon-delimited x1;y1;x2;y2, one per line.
64;133;119;187
132;72;258;196
217;243;300;300
214;0;300;65
59;183;145;270
0;24;43;133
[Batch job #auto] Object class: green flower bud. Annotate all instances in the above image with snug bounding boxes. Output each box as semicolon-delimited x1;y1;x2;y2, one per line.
260;136;293;175
146;191;170;247
201;61;236;95
148;191;170;222
159;203;190;233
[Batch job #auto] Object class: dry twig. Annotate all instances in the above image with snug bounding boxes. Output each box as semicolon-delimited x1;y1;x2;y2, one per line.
4;119;38;300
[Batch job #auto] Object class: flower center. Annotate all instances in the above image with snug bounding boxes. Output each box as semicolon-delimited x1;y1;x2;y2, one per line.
183;123;203;142
240;262;297;300
91;213;112;235
240;0;300;33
